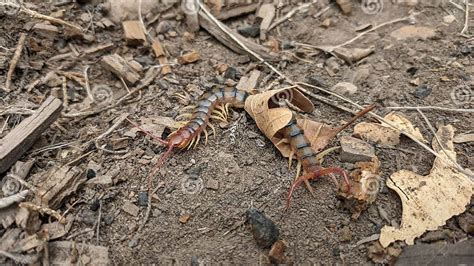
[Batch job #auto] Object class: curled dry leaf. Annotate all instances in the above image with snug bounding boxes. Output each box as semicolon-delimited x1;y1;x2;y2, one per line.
379;125;474;247
338;157;381;219
354;111;427;146
244;88;374;158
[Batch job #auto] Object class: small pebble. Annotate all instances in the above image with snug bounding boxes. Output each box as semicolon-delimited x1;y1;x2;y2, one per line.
413;84;432;99
246;209;280;248
138;191;148;206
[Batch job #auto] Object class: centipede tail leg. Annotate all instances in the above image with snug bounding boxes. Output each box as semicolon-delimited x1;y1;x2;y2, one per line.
286;167;350;209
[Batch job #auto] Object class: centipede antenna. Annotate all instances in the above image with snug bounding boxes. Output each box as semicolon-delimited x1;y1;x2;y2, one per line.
148;144;175;179
125;117;168;145
338;104;375;132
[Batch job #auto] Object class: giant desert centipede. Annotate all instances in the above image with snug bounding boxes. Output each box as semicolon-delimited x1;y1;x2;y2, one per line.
132;86;373;208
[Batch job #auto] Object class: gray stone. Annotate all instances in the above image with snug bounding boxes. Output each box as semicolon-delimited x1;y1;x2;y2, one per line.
340;136;375;163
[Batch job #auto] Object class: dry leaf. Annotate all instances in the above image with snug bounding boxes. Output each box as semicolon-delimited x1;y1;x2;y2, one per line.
379;125;474;247
244;88;314;157
338;157;381;219
354;111;427;146
124;116;176;139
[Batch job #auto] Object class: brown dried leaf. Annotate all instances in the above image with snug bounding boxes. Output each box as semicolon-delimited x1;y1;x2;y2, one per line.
338;157;381;219
354;111;426;146
244;88;314;157
379;125;473;247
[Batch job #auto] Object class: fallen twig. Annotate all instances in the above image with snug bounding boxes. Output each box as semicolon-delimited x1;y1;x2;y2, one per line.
460;0;470;34
386;106;474;113
4;33;26;92
268;1;327;31
19;202;67;224
20;5;83;32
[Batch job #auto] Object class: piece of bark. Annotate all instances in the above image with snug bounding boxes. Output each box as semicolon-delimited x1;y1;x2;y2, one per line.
83;42;115;55
101;54;141;84
122;20;147;46
151;41;171;75
257;4;275;41
48;241;109;265
0;96;62;173
2;160;34;196
36;166;86;209
198;8;277;61
396;239;474;265
236;70;261;92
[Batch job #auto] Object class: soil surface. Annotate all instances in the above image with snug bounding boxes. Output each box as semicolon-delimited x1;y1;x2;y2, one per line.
0;0;472;264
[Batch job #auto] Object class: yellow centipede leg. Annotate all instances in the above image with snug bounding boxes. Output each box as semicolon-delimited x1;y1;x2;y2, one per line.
295;161;316;197
175;113;192;121
181;105;196;112
225;103;230;119
203;128;209;145
210;115;226;122
295;161;301;180
174;121;188;128
187;137;196;150
193;133;201;149
208;123;217;137
216;105;227;120
211;110;226;121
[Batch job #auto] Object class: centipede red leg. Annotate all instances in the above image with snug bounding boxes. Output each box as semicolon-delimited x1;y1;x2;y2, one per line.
126;117;168;145
286;167;350;209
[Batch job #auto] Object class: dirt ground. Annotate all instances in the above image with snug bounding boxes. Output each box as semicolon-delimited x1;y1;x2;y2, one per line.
0;0;473;264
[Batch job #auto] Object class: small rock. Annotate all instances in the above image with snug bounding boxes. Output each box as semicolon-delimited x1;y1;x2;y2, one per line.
443;15;456;24
413;84;432;99
409;78;420;86
340;136;375;163
325;57;341;75
339;226;353;242
86;175;113;186
205;179;219;190
224;67;239;80
457;213;474;235
122;201;140;216
138;191;148;206
237;25;260;38
460;45;471;56
307;75;327;87
177;50;200;64
268;240;287;264
179;214;191;224
90;199;100;211
320;18;331;28
156;21;172;34
406;66;418;76
86;169;96;179
331;82;358;95
246;209;280;248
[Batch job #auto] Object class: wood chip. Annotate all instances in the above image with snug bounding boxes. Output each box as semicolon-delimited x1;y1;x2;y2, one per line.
236;70;261;92
177;50;200;64
257;4;275;41
122;20;147;45
101;54;141;84
0;96;62;173
179;214;191;224
36;166;85;209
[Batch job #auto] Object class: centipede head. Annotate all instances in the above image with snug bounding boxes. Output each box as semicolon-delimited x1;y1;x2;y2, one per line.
285;166;351;209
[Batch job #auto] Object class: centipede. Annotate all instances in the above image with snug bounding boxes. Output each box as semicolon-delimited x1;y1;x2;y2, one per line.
130;85;373;209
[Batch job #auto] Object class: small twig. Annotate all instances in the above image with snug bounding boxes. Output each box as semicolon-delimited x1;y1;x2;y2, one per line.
96;200;102;245
94;113;129;154
61;76;69;109
0;116;9;135
4;33;26;91
19;202;67;224
0;190;29;209
66;228;94;240
386;106;474;113
84;66;94;101
416;108;469;177
268;1;322;31
460;0;470;34
449;0;465;11
20;5;83;32
0;250;37;264
138;0;152;42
